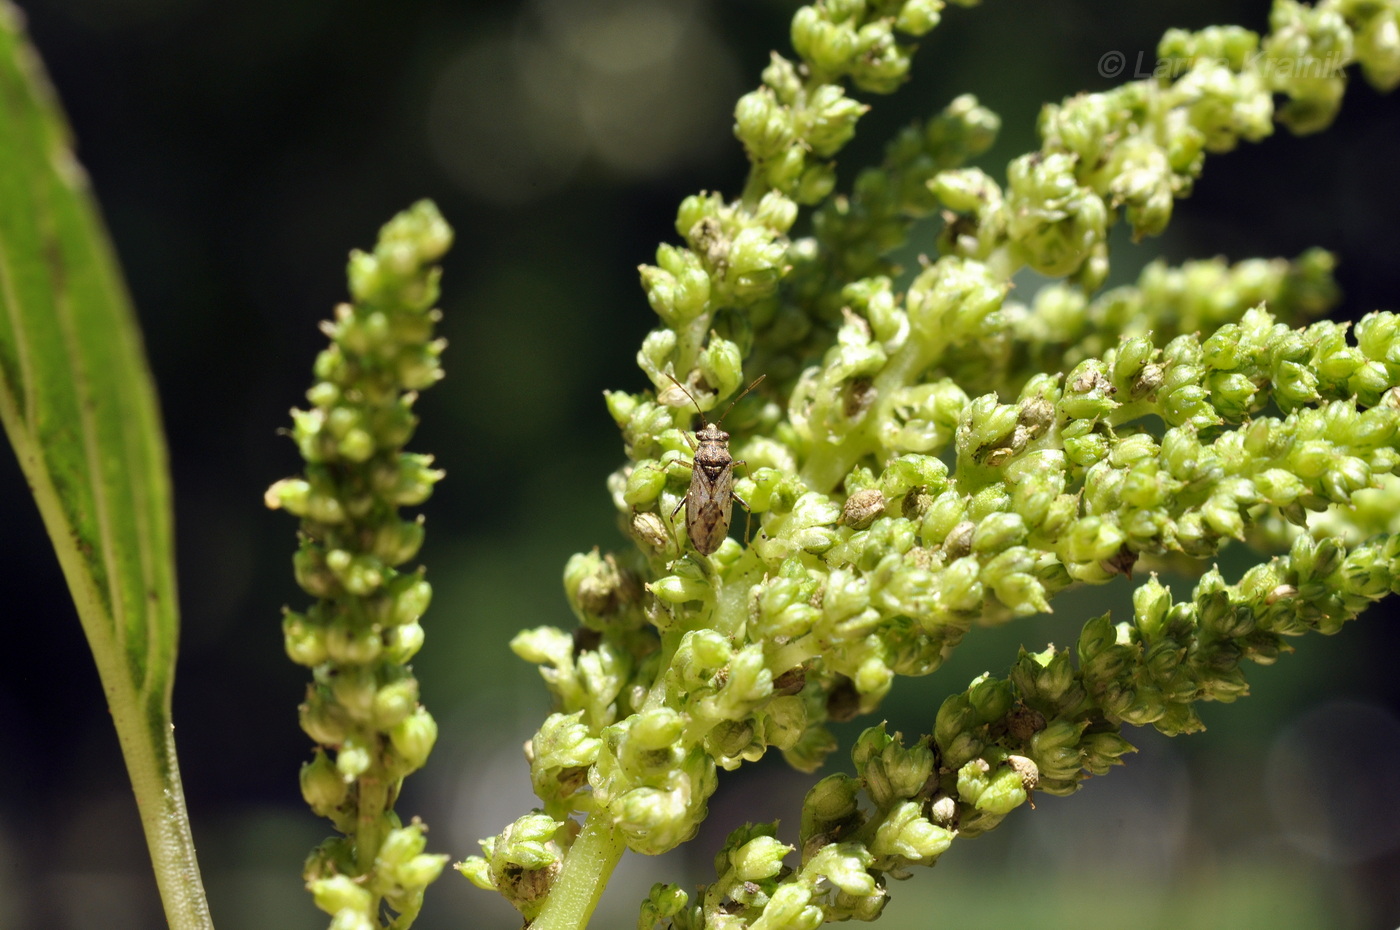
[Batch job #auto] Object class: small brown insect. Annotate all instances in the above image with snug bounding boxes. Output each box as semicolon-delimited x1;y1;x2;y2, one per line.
665;374;765;555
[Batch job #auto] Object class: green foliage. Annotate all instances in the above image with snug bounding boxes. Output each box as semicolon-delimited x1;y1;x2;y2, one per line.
267;201;453;930
0;9;211;930
468;1;1400;928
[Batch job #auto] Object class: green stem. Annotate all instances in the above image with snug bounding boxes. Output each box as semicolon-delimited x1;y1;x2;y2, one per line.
109;690;215;930
531;811;628;930
355;759;391;873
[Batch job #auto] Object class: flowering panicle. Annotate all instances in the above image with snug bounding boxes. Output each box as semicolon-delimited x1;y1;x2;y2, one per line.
466;2;1400;928
267;201;452;930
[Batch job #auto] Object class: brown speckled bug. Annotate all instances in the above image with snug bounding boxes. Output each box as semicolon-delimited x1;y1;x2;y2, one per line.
665;374;765;555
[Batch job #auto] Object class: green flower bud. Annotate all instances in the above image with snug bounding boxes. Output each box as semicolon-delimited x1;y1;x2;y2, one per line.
1107;137;1175;238
931;167;1000;214
384;453;443;507
632;708;685;751
706;719;762;768
1006;151;1107;277
896;0;943;36
867;729;935;806
395;852;448;893
293;543;338;599
493;813;566;871
973;763;1029;814
532;712;602;777
649;569;712;605
879;454;950;499
331;666;377;720
610;750;719;855
1063;516;1128;565
283;610;329;667
309;874;373;917
300;691;350;746
565;549;640;627
336;739;372;780
752;883;821;930
871;800;953;862
934;554;985;615
927;93;1001;161
372;677;420;730
955;757;991;805
933;692;980;761
754;573;822;640
265;477;314;517
905;257;1004;345
763;695;808;750
736;88;795;161
802;84;868;157
700;338;744;400
455;856;494;891
849;19;914;94
638;330;679;386
809;842;878;897
300;750;349;816
792;7;856;75
386;574;432;626
765;144;807;192
919;490;968;546
377;819;427;870
327;910;374;930
676;192;722;241
383;621;425;664
972;512;1028;553
801;773;862;839
1356;9;1400;91
604;389;639;428
732;834;793;882
727;227;788;300
639;264;680;325
324;622;383;666
967;674;1014;722
1081;731;1138;776
1133;575;1173;639
722;644;776;710
683;629;733;673
389;707;438;772
755;190;800;235
1009;645;1074;706
854;653;895;699
1027;719;1088;782
640;883;691;925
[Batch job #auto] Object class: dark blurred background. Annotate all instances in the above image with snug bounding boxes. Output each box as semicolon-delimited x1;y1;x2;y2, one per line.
2;1;1400;928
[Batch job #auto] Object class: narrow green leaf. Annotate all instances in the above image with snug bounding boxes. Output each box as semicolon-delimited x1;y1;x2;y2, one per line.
0;6;212;929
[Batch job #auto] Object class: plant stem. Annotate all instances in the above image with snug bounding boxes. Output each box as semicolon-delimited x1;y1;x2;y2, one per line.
531;811;627;930
356;765;390;873
104;671;214;930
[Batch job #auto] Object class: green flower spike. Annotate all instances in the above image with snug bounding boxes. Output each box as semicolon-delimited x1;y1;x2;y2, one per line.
268;201;452;930
472;2;1400;929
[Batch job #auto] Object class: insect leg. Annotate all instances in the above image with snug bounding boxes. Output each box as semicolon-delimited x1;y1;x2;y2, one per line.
668;455;694;520
731;457;753;545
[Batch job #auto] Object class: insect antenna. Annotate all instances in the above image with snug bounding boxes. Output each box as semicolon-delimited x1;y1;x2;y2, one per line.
714;374;765;426
662;372;766;425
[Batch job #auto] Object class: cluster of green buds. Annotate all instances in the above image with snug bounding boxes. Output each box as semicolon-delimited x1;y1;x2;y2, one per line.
266;201;452;930
468;2;1400;929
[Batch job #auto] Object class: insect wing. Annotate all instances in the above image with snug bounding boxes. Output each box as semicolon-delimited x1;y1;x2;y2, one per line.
686;462;733;555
